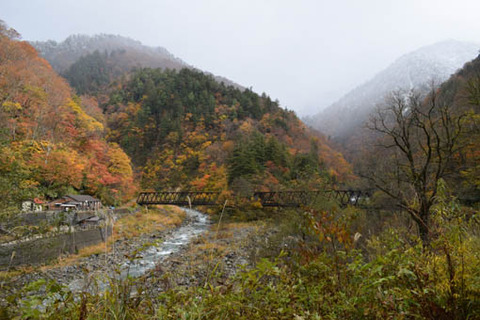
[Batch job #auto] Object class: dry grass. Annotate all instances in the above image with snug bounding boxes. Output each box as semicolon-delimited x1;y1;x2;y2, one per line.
41;243;110;270
188;220;262;266
196;242;227;252
0;266;35;279
206;229;233;240
221;222;258;230
114;205;185;239
0;234;14;244
206;221;263;240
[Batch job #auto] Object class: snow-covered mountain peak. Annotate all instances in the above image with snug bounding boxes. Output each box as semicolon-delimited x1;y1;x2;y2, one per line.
307;40;479;139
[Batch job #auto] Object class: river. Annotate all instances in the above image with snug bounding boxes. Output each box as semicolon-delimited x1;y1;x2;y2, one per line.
68;207;210;292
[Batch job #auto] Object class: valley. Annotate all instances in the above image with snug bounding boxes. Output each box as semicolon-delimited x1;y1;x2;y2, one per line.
0;17;480;319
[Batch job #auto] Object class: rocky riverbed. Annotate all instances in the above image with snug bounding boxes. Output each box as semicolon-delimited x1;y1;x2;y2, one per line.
145;221;263;292
0;207;266;301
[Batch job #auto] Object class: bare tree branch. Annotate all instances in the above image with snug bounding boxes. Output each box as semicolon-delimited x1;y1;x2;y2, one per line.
364;86;467;246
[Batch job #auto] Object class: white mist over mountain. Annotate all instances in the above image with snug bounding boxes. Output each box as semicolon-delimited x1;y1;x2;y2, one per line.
306;40;479;138
31;34;243;89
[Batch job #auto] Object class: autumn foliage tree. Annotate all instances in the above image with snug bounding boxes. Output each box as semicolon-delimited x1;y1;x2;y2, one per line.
105;67;353;193
0;21;135;208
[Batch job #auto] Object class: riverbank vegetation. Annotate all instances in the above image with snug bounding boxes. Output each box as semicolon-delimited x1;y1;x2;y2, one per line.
3;190;480;319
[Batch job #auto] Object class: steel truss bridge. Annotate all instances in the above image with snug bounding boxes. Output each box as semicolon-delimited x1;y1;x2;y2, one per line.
136;189;370;208
136;191;219;206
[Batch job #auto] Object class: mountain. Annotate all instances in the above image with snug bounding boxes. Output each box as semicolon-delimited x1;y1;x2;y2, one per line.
352;46;480;205
0;24;135;207
31;34;353;193
434;54;480;202
104;67;354;194
31;34;187;73
31;34;243;94
306;40;479;142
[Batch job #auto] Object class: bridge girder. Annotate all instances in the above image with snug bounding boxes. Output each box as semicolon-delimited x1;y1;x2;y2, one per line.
137;190;370;208
137;191;220;206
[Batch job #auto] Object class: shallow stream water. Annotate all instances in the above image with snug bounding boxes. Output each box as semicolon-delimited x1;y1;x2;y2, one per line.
68;207;209;292
120;207;209;278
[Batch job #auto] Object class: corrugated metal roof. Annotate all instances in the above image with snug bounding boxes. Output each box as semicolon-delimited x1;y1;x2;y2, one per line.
65;194;100;202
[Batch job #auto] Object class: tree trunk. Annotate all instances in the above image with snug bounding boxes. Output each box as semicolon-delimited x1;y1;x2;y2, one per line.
418;220;430;248
418;203;430;247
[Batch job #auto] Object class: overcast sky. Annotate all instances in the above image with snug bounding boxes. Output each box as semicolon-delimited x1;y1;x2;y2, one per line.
2;0;480;116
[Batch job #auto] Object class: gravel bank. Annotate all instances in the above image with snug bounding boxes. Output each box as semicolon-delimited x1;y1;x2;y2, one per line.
1;208;265;301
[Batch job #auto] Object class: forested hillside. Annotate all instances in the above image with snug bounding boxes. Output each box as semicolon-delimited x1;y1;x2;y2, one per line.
0;21;353;211
104;68;353;194
32;34;243;96
0;22;135;209
436;55;480;203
